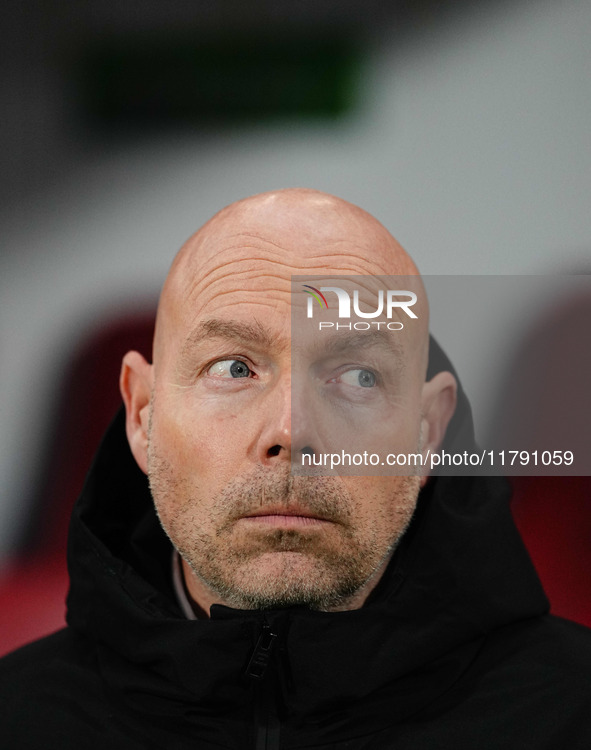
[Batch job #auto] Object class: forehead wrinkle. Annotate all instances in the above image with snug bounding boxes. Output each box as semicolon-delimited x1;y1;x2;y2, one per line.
186;250;398;296
182;271;295;313
222;232;288;253
222;231;396;263
187;258;300;295
181;236;416;294
184;259;408;311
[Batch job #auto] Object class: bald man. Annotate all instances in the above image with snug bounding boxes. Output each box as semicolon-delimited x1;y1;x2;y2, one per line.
121;189;455;616
2;190;591;749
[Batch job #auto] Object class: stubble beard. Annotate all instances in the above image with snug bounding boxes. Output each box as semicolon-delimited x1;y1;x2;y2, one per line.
148;448;419;612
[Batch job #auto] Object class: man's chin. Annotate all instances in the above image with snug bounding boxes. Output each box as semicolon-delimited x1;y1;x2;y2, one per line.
206;550;368;611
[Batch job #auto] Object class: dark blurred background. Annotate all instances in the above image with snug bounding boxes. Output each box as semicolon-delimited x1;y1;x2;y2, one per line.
1;0;590;643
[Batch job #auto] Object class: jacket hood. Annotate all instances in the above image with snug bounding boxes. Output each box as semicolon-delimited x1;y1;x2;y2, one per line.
65;337;548;744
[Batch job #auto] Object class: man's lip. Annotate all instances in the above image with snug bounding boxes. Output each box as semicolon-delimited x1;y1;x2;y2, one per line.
241;505;329;521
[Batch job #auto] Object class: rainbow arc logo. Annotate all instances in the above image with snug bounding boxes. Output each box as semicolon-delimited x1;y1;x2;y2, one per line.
302;285;329;310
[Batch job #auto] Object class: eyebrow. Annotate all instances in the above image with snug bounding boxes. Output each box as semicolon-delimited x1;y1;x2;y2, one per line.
180;318;287;359
179;318;406;372
317;329;405;360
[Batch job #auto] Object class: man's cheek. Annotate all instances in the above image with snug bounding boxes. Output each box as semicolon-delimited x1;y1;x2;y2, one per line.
158;417;248;477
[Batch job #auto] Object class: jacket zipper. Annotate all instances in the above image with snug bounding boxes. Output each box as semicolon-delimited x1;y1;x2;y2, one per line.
246;621;280;750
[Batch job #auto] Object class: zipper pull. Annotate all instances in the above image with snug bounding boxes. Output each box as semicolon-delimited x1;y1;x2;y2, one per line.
246;623;278;680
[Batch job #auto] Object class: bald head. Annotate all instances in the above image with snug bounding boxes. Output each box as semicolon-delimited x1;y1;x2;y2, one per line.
171;188;419;278
153;189;423;365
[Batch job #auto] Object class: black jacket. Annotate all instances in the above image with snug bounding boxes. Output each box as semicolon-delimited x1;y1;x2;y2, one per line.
2;340;591;749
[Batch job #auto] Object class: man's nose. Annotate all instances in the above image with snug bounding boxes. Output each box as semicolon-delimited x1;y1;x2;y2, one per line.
256;377;319;466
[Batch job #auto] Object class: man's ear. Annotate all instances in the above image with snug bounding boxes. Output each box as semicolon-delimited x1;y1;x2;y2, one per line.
120;351;153;475
419;371;457;488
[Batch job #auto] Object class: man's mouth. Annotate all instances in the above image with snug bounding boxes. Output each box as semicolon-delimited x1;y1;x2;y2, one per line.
239;504;334;528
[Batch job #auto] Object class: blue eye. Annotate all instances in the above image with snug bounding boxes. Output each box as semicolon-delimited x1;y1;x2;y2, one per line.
340;369;376;388
208;359;252;378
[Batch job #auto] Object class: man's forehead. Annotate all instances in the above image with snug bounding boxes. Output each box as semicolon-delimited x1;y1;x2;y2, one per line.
153;190;423;362
171;192;416;284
